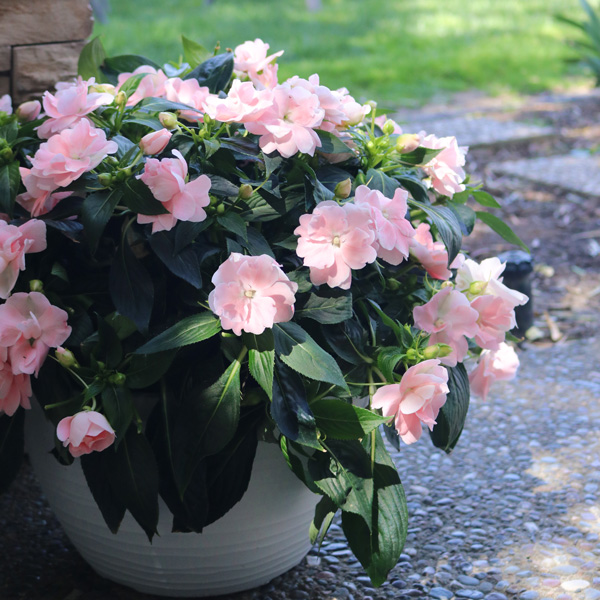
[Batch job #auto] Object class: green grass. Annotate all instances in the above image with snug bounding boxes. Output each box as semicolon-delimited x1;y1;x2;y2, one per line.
94;0;587;107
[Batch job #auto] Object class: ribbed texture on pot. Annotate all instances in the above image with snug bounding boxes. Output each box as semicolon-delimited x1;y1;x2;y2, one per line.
26;405;318;597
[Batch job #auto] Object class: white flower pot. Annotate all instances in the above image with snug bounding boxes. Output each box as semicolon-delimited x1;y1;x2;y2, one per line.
26;404;319;597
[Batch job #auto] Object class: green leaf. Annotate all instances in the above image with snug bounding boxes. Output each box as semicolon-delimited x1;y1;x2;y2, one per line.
316;130;354;154
296;292;353;325
135;312;221;354
122;178;169;215
311;398;390;440
471;190;501;209
366;168;399;198
475;211;529;252
377;346;405;382
310;495;338;546
101;385;134;447
272;360;321;449
181;35;211;67
274;322;347;390
399;146;442;166
207;174;240;197
184;52;234;94
0;409;25;494
241;227;275;258
95;314;123;368
136;97;202;115
81;189;123;253
116;73;146;100
125;350;177;389
101;55;160;83
78;36;108;82
0;161;20;214
109;238;154;333
430;363;470;453
398;173;429;203
217;212;247;242
0;120;18;143
450;203;476;236
148;229;202;289
244;330;275;400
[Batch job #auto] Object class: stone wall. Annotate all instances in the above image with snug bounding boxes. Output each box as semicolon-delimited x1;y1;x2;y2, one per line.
0;1;93;102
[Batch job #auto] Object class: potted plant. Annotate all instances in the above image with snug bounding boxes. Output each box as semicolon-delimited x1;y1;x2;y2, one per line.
0;36;528;597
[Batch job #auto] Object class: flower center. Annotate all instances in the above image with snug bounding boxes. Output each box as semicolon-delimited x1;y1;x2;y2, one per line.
434;318;444;329
244;289;256;298
332;235;341;247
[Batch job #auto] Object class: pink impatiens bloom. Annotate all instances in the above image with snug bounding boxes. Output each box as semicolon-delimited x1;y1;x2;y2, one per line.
0;219;47;299
354;185;415;266
208;253;298;336
372;359;449;445
413;286;479;367
410;223;452;280
117;66;168;106
470;294;515;350
139;128;172;155
16;100;41;122
137;149;211;233
27;119;118;191
245;83;325;158
234;39;283;90
203;79;273;124
15;177;72;217
57;411;116;457
0;348;32;416
0;94;12;115
164;77;210;122
469;343;520;401
0;292;71;376
334;87;371;128
295;201;376;290
37;77;114;139
420;133;467;198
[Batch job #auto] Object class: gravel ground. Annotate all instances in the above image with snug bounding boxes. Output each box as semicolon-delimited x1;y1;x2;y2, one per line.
2;336;599;600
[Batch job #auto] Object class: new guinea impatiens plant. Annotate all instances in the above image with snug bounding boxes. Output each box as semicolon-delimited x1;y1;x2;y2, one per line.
0;36;528;586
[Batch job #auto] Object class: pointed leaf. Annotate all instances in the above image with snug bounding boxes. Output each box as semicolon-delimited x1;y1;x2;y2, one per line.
78;36;108;82
296;292;353;325
0;161;20;214
101;385;134;448
475;211;529;252
184;52;234;93
148;229;202;288
81;189;123;253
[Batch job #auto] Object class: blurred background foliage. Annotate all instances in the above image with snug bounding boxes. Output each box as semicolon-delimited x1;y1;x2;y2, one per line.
94;0;588;106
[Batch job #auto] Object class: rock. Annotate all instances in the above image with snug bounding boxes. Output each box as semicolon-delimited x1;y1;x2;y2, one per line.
551;565;579;576
519;591;539;600
485;594;508;600
561;580;590;592
429;587;454;599
455;590;484;600
457;575;480;586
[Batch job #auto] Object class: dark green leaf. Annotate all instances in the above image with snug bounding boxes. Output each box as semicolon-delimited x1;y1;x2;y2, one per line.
81;189;123;253
376;346;405;382
208;174;240;197
148;229;202;288
125;350;177;389
430;363;470;453
244;330;275;400
450;203;476;236
78;36;108;82
174;218;214;252
397;173;430;203
101;385;134;447
109;238;154;333
296;292;353;325
366;168;399;198
0;409;25;494
116;73;146;99
122;178;169;215
310;495;338;546
316;130;354;154
95;314;123;368
311;398;390;440
241;227;275;258
475;211;529;252
101;55;160;83
181;35;211;67
399;146;442;166
184;52;234;94
217;212;247;241
136;97;202;115
274;322;347;390
135;312;221;354
0;161;20;214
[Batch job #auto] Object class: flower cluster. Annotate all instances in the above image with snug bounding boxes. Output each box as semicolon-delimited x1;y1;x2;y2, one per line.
0;37;529;586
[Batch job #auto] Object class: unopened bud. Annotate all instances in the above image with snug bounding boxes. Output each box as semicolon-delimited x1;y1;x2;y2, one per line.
239;183;253;199
16;100;41;122
0;146;13;164
396;133;420;153
386;277;400;291
334;178;352;199
405;348;419;362
366;140;376;152
216;203;226;215
89;83;116;95
56;347;78;369
422;344;452;360
108;372;127;386
29;279;44;292
159;111;178;129
203;114;214;127
115;91;127;108
139;128;172;155
366;100;378;110
468;281;488;296
382;119;396;136
98;173;113;187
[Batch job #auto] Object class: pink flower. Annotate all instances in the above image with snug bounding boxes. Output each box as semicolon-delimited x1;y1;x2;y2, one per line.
0;292;71;376
137;150;211;233
16;100;41;122
245;83;325;157
469;343;520;401
354;185;415;265
420;133;467;198
0;94;12;115
372;359;449;445
117;66;168;106
164;77;210;122
28;119;118;191
139;128;172;155
204;80;273;124
413;286;479;366
295;201;376;289
208;253;298;336
470;294;515;350
456;257;529;309
37;77;114;139
0;349;32;416
334;87;371;127
0;219;47;299
410;223;452;280
57;411;116;457
234;39;283;89
15;173;72;217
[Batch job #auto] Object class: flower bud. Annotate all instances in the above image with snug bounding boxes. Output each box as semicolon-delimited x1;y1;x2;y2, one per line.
29;279;44;292
440;280;454;289
405;348;419;362
396;133;420;153
468;281;488;296
203;114;214;127
216;203;226;215
16;100;41;122
366;100;378;111
366;140;376;152
386;277;400;291
139;128;172;155
334;178;352;199
239;183;253;199
114;91;127;108
56;347;78;369
108;372;127;386
422;343;453;360
382;119;396;136
98;173;113;187
89;83;116;95
159;111;178;129
0;146;13;164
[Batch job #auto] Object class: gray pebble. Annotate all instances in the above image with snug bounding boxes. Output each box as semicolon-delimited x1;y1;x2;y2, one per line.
429;587;454;599
457;575;480;586
519;592;539;600
456;590;485;600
